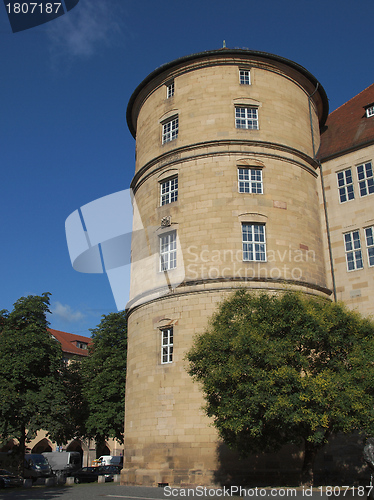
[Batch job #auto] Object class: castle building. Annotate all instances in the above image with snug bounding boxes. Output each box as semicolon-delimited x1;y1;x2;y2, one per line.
318;83;374;317
122;48;337;486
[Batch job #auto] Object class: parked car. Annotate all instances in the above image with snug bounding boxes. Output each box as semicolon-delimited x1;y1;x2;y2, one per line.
100;465;121;477
73;465;120;484
0;469;23;488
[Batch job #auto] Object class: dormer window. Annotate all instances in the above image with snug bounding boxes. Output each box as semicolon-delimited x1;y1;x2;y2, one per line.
365;103;374;118
76;341;88;349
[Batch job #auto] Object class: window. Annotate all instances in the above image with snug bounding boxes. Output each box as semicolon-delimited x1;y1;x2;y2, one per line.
161;327;173;364
76;341;88;349
235;107;258;130
238;168;263;194
344;230;363;271
357;161;374;197
160;231;177;271
239;69;250;85
337;169;355;202
162;116;178;144
366;106;374;118
242;224;266;261
160;177;178;205
365;227;374;267
167;81;174;99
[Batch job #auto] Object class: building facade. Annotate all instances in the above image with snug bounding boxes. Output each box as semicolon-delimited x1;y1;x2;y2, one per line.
318;84;374;317
48;328;91;364
123;49;335;486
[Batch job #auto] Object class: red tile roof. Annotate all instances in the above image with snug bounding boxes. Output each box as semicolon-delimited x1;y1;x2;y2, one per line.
319;83;374;161
48;328;92;357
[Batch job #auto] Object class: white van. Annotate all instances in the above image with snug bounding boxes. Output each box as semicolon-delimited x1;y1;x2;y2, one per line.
42;451;81;476
94;455;123;468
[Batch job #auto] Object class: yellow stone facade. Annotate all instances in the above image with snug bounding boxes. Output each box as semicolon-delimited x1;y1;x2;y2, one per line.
123;49;331;486
319;144;374;317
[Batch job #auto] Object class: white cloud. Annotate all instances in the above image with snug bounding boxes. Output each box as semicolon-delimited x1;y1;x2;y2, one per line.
46;0;126;59
50;301;85;323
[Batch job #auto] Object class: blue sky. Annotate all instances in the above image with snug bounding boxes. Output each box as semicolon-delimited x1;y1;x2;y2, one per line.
1;0;373;337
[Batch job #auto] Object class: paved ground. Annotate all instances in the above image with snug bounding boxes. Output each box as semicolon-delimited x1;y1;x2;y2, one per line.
0;482;364;500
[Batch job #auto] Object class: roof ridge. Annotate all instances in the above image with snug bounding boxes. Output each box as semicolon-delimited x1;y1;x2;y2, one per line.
328;82;374;116
319;82;374;160
48;328;92;341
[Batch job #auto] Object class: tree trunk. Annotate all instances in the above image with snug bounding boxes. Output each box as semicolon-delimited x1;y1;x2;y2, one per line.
17;423;26;475
301;440;319;486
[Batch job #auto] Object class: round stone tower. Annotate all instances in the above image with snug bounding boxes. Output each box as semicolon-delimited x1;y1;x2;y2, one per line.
123;49;330;486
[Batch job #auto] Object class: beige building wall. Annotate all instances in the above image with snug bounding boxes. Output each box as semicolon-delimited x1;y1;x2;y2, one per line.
319;144;374;317
124;49;331;486
129;54;325;174
16;431;123;469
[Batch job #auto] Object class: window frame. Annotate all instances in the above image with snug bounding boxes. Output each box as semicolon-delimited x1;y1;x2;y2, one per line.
238;168;263;194
239;69;251;85
161;327;173;364
336;168;355;203
162;116;179;144
167;81;174;99
357;161;374;197
242;223;267;262
159;230;177;272
366;106;374;118
365;226;374;267
160;176;178;206
343;230;364;271
235;106;259;130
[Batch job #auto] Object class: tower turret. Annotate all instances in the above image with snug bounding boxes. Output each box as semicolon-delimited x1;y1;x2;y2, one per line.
123;48;330;486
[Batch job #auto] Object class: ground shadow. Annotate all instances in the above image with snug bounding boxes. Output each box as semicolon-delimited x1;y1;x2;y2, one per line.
213;433;370;487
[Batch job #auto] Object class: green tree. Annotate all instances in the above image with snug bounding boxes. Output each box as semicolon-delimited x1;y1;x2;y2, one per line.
186;290;374;485
56;359;89;443
82;311;127;446
0;293;68;470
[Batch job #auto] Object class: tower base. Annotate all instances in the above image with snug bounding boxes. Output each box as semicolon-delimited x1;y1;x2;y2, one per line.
120;467;215;487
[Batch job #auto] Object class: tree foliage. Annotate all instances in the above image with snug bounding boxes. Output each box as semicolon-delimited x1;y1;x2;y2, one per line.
0;293;69;468
186;290;374;484
81;311;127;444
57;358;89;442
0;295;128;463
